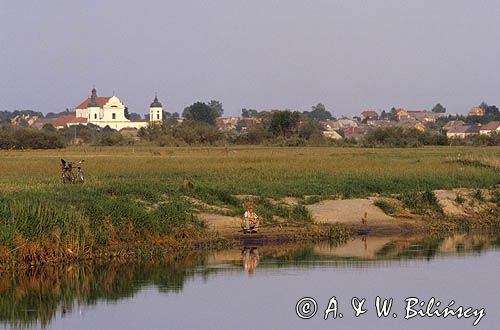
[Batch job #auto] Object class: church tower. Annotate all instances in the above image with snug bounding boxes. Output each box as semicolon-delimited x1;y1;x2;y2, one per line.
87;87;101;122
149;95;163;123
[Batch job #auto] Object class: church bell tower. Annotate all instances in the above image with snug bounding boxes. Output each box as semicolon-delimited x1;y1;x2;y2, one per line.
149;94;163;123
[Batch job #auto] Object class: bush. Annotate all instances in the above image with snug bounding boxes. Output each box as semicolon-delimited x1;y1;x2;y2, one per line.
290;204;313;222
400;189;444;217
363;127;449;147
233;127;271;144
93;131;126;146
455;193;465;204
272;136;306;147
374;199;397;215
173;121;223;145
490;190;500;207
0;125;65;149
473;189;485;202
302;196;322;205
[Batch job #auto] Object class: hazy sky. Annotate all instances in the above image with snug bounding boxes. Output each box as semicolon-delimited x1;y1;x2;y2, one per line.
1;0;500;117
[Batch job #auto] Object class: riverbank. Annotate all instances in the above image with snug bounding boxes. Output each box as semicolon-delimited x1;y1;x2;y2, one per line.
1;187;498;269
0;146;498;268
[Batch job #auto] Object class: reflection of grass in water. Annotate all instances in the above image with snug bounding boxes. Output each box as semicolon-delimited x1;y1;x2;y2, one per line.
399;236;443;260
375;242;398;257
1;233;499;328
0;255;208;329
375;236;446;260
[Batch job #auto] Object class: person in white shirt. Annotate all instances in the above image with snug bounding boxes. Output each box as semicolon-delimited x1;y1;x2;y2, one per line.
241;207;259;233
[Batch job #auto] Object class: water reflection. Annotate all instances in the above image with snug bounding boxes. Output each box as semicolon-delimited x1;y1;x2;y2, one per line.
242;247;260;275
0;233;498;329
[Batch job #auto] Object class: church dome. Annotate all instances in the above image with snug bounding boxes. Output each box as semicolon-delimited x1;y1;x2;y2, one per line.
87;87;99;108
150;95;162;108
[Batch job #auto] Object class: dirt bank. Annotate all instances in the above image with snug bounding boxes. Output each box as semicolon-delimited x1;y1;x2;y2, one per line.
198;188;499;241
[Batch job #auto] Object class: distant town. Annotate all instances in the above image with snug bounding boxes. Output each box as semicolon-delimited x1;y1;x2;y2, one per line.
1;87;499;148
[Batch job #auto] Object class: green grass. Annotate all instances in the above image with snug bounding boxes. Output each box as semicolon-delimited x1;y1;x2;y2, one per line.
399;189;444;217
374;199;397;215
290;205;313;223
0;146;498;262
455;193;465;204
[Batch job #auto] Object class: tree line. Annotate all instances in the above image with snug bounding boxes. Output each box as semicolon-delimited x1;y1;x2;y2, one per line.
1;101;499;149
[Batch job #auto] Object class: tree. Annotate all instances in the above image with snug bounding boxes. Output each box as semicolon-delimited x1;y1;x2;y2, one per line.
269;110;301;136
479;102;499;116
388;107;398;120
182;102;219;125
18;118;29;127
432;103;446;113
78;127;92;143
94;131;125;146
164;112;180;125
207;100;224;117
173;121;222;145
380;110;389;120
486;105;499;116
241;108;258;118
42;123;56;132
303;103;333;120
124;107;130;120
128;112;142;120
298;120;324;140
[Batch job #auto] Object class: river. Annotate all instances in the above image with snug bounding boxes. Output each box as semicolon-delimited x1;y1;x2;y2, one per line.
1;233;499;330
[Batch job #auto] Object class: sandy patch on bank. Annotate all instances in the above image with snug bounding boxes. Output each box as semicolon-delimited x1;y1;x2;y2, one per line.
306;198;397;226
198;213;240;233
433;189;467;217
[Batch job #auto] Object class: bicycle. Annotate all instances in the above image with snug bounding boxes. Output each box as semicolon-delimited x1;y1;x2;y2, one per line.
61;159;85;184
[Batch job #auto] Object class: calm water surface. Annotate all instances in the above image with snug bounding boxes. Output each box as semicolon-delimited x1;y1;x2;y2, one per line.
1;233;499;330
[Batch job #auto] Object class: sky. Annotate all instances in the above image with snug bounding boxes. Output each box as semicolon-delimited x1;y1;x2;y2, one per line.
1;0;500;117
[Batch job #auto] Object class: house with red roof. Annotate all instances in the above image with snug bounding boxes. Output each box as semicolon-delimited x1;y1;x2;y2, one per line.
360;110;378;120
479;121;500;135
52;115;88;129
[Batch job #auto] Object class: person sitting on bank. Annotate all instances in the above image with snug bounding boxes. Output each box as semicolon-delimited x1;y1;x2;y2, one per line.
241;207;259;233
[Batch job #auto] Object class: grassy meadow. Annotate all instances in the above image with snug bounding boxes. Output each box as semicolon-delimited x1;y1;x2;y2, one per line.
0;146;499;265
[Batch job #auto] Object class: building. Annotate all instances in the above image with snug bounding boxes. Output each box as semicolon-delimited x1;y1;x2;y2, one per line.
337;118;358;128
442;120;465;131
52;115;88;129
149;95;163;123
394;109;410;121
368;119;393;128
10;114;39;126
74;88;152;130
446;126;471;138
407;110;445;123
446;125;480;138
395;120;426;132
215;117;240;131
238;118;257;130
360;111;378;120
322;130;343;140
479;121;500;135
343;126;369;136
31;118;52;129
468;106;485;117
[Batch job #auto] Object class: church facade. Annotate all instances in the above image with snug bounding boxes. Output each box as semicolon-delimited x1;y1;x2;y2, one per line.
73;88;163;130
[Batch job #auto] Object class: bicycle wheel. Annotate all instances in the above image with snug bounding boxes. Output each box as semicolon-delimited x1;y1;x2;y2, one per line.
62;173;72;184
78;171;85;183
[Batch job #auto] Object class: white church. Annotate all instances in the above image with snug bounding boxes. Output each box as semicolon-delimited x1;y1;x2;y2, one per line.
73;88;163;130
